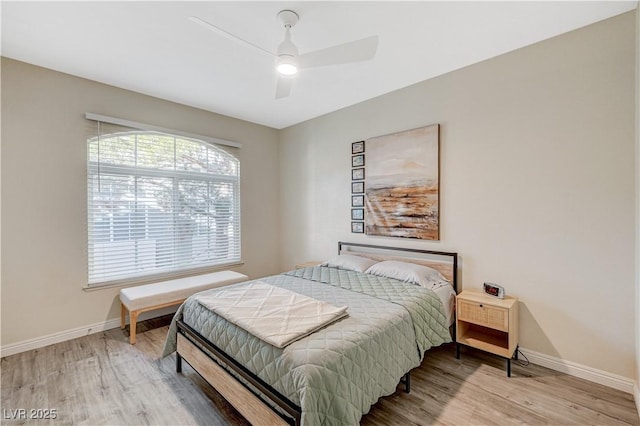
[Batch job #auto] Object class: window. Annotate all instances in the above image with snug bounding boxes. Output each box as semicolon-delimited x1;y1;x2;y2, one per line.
87;127;240;286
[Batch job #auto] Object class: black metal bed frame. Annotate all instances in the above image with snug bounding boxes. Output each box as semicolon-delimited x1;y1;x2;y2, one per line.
177;319;302;425
337;241;458;292
176;241;459;425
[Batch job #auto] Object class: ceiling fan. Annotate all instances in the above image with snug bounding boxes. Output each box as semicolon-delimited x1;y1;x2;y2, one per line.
188;10;378;99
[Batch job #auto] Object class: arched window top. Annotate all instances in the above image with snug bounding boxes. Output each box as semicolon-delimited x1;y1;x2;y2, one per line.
89;131;238;177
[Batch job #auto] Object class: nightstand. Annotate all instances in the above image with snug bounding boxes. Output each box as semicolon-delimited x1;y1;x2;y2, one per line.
294;261;322;269
455;289;519;376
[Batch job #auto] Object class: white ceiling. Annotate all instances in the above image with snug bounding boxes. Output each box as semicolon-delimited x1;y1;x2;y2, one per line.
2;1;636;129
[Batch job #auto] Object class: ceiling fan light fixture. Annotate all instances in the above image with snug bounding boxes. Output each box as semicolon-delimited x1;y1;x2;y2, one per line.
276;55;298;76
189;9;378;99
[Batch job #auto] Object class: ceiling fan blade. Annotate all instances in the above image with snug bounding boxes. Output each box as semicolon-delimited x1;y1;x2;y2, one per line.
275;75;294;99
298;35;378;69
188;16;274;57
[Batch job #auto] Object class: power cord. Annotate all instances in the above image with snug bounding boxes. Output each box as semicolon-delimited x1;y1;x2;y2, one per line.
513;347;530;366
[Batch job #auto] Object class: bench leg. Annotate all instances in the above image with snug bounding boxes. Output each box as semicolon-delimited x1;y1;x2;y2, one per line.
129;310;139;345
120;304;126;329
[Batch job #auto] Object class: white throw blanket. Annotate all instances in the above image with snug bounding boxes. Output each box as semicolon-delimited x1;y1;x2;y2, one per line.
195;281;349;348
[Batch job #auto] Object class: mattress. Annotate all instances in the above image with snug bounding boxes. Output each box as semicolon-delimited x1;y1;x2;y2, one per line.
163;266;451;425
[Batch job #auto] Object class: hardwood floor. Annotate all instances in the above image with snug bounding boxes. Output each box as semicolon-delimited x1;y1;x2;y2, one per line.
2;315;638;425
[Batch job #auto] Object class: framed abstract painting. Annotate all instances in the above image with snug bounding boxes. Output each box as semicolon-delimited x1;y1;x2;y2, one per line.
365;124;440;240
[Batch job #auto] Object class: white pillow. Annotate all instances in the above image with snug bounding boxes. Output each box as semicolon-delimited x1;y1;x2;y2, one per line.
365;260;450;290
321;254;378;273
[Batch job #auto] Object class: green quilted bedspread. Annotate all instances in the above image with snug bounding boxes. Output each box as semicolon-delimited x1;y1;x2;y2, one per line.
163;266;451;425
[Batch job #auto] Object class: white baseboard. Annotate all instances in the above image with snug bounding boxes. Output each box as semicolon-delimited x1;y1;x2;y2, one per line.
634;382;640;418
519;347;635;394
0;306;178;358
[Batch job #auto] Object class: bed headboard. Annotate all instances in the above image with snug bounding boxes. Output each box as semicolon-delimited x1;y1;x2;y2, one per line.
338;241;458;293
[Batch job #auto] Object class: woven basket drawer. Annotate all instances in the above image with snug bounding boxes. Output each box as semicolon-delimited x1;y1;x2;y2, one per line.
458;299;508;332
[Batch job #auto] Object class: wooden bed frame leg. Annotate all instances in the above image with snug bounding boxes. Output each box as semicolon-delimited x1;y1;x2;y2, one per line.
176;353;182;373
399;373;411;393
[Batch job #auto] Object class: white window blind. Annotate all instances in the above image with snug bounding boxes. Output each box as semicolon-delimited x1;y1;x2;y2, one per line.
86;119;241;286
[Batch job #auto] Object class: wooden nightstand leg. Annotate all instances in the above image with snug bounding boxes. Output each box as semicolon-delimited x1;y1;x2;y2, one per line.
507;358;511;377
176;353;182;373
455;343;460;359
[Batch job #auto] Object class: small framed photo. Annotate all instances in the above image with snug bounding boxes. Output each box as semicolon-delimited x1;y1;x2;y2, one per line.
352;168;365;180
352;209;364;220
351;181;364;194
352;195;364;207
352;141;365;154
352;154;365;167
351;222;364;233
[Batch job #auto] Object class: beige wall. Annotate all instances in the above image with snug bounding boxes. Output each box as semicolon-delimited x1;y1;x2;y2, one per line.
0;58;281;346
280;13;637;378
634;7;640;406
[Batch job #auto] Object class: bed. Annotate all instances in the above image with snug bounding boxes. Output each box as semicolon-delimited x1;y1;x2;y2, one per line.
163;242;458;425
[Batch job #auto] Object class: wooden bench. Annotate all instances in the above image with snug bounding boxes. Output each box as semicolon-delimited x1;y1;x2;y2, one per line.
119;270;248;344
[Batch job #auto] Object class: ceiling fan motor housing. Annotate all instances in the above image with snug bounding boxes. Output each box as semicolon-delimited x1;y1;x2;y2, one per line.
277;10;299;28
276;10;299;57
